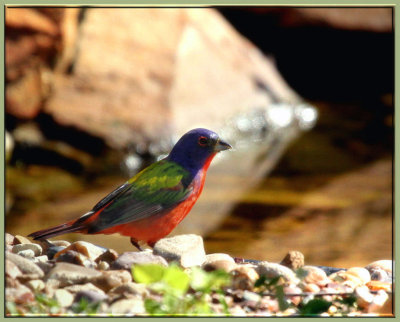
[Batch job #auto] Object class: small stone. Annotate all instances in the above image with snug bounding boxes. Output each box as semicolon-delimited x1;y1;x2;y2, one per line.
204;253;235;264
54;241;106;261
301;266;330;286
355;285;374;309
303;283;320;293
329;270;364;288
108;282;149;301
17;249;35;259
98;261;110;270
6;285;34;304
45;262;102;287
54;289;74;307
12;243;42;256
74;289;108;304
26;279;45;292
56;250;96;268
229;305;247;316
365;260;392;274
108;298;145;314
33;255;49;264
283;285;302;306
13;235;32;245
203;260;237;273
6;259;23;279
111;251;168;271
64;282;105;295
346;267;371;284
243;290;261;302
6;252;44;277
153;234;206;268
92;270;132;292
5;233;14;245
231;265;259;290
256;262;298;283
280;250;305;270
50;240;71;247
95;248;119;264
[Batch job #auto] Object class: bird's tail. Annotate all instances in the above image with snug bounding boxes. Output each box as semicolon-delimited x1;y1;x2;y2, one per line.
28;220;85;240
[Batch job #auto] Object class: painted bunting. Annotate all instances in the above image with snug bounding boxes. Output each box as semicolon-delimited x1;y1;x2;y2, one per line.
28;128;232;250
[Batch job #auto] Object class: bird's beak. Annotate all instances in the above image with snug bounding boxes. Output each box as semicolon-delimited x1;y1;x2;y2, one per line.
214;138;232;152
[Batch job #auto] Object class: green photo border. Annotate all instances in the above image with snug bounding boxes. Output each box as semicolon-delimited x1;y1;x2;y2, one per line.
1;1;397;321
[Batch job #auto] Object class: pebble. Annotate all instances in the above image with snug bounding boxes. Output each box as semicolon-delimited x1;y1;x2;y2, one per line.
153;234;206;268
55;250;96;268
92;270;132;292
346;267;371;284
302;283;320;293
95;249;119;264
283;285;302;306
6;252;44;278
26;279;45;292
111;251;168;270
243;290;261;302
54;289;74;307
33;255;49;264
369;268;390;282
355;285;374;309
368;291;391;314
256;262;298;283
231;265;259;290
17;249;35;259
6;285;34;304
108;282;149;300
204;253;235;264
280;250;305;270
329;270;364;289
98;261;110;271
107;298;145;315
54;241;106;261
13;235;32;245
203;259;237;273
64;283;105;295
12;243;42;256
6;259;23;279
47;246;67;260
301;266;330;286
365;260;392;274
44;262;102;287
5;233;14;245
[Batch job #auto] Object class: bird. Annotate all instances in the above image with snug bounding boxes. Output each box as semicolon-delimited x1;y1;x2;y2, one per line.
28;128;232;250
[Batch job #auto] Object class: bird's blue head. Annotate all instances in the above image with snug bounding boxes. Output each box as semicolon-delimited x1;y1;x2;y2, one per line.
167;128;232;178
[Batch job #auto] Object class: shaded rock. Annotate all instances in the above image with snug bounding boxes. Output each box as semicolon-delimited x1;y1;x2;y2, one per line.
6;259;23;279
54;289;74;307
35;260;54;275
256;262;298;283
153;234;206;268
55;250;96;268
204;253;235;264
95;248;119;264
13;235;32;245
46;245;66;260
26;279;45;292
12;243;42;256
91;270;132;293
107;298;145;315
111;251;168;271
33;255;49;264
369;268;390;282
54;241;106;261
50;240;71;248
44;262;102;287
74;289;108;304
280;250;304;270
6;252;44;277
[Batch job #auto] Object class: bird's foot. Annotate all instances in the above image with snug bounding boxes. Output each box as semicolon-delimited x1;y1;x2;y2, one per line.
130;238;145;251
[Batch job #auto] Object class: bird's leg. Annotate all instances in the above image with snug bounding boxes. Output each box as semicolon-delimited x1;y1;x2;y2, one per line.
130;238;144;251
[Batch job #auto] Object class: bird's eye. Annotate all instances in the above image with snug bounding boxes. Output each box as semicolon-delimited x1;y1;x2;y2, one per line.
198;136;208;146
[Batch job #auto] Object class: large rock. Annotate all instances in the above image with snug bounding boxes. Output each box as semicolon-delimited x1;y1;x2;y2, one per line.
153;234;206;267
43;8;299;150
6;252;44;278
44;262;102;287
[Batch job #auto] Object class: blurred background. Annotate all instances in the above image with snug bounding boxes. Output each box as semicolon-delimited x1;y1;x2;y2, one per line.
5;7;393;268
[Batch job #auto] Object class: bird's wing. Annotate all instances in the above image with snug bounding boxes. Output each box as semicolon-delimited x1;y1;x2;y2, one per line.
86;160;193;233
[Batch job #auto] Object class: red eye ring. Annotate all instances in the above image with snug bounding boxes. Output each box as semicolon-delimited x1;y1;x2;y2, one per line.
198;136;208;146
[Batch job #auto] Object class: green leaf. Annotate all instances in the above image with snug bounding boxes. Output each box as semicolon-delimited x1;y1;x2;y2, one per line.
132;264;166;285
275;285;290;311
163;265;190;293
190;267;230;292
300;298;332;316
